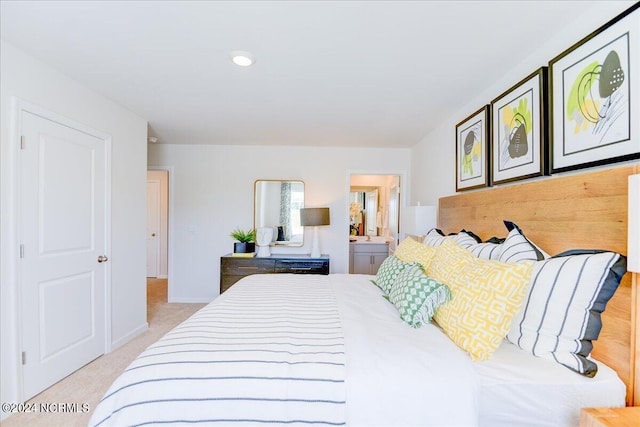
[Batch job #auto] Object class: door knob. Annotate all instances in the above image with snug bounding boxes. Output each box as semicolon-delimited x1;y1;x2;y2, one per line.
98;255;109;263
152;233;156;237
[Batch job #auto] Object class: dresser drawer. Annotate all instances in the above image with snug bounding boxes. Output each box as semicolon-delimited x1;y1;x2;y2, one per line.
221;258;275;276
220;255;330;293
275;259;329;274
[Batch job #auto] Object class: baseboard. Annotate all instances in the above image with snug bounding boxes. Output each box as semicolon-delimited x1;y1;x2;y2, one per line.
109;322;149;351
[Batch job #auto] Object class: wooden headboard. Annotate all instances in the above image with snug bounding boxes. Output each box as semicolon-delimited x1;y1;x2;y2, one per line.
438;164;639;406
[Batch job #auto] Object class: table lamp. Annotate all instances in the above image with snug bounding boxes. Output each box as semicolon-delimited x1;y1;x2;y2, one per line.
300;207;330;258
402;205;437;242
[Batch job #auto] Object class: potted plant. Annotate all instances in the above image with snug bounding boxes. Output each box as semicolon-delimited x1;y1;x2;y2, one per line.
230;228;256;253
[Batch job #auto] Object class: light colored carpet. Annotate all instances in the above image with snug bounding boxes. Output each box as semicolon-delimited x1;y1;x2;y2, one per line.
2;278;206;427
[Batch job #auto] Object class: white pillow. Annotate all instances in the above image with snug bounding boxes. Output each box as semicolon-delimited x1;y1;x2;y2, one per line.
498;221;545;263
469;242;502;260
422;228;448;246
507;250;626;377
422;228;479;250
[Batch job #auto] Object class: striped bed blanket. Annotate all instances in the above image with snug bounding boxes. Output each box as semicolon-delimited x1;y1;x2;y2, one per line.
90;274;346;426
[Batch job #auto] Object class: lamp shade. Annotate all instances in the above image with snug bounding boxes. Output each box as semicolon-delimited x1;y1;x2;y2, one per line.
300;207;330;227
402;205;437;238
629;174;640;273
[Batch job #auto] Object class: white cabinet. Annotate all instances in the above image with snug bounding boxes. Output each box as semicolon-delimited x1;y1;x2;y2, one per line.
349;242;389;275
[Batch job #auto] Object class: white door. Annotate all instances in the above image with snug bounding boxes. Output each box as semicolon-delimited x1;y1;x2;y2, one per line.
146;179;160;277
20;110;108;400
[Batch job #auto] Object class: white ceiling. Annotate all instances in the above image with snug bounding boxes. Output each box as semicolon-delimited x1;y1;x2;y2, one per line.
0;1;617;148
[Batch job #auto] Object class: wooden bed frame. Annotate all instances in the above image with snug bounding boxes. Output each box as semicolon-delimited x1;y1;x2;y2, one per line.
438;164;639;406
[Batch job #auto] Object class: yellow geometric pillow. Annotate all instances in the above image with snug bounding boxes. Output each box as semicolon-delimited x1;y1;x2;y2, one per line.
426;238;475;287
430;240;534;361
394;237;437;271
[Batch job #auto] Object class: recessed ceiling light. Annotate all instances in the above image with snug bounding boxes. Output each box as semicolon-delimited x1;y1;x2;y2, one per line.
230;50;255;67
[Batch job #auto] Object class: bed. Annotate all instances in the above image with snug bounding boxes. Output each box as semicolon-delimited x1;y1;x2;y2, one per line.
90;165;638;426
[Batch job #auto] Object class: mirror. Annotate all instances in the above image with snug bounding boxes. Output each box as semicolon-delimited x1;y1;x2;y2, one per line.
364;189;379;236
349;191;365;235
254;180;304;247
349;188;379;236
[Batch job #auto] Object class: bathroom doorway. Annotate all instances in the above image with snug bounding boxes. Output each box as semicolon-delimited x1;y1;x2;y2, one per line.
349;174;401;252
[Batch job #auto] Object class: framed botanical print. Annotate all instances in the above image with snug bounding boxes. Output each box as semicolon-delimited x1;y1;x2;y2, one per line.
455;105;490;191
549;3;640;173
491;67;548;185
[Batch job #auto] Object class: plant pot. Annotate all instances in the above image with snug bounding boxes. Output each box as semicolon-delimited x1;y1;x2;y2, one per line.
234;242;255;253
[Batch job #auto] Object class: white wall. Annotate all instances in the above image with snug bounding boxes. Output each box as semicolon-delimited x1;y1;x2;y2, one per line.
410;1;637;208
0;40;148;409
148;144;410;302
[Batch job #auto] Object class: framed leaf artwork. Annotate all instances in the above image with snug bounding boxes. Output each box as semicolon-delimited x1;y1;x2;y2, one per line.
549;3;640;173
491;67;548;185
455;105;490;191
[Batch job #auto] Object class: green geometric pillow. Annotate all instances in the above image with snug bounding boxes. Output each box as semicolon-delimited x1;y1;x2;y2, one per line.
372;255;408;294
388;263;452;327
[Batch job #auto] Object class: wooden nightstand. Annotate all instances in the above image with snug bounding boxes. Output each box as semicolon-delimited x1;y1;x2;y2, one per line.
580;407;640;426
220;254;330;294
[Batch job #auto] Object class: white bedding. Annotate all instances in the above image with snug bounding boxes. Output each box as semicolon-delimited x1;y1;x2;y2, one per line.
91;273;625;427
474;340;625;427
337;274;625;427
332;274;478;426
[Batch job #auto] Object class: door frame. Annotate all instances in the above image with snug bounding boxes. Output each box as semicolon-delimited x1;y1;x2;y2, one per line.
6;98;112;402
147;166;174;301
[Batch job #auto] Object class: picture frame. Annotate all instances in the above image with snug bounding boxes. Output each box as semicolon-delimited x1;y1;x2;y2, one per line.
549;3;640;173
491;67;548;185
455;105;490;191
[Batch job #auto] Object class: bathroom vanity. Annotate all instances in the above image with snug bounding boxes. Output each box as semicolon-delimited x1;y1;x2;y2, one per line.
348;240;389;275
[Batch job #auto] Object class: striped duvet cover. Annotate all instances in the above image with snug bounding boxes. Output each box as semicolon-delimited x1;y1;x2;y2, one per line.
90;273;480;426
90;274;346;426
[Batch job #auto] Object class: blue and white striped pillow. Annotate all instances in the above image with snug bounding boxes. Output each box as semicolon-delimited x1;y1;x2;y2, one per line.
422;228;448;246
498;221;546;263
506;250;626;377
469;242;503;260
423;228;479;249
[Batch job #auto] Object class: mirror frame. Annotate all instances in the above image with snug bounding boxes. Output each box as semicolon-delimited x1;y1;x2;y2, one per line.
254;180;305;247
